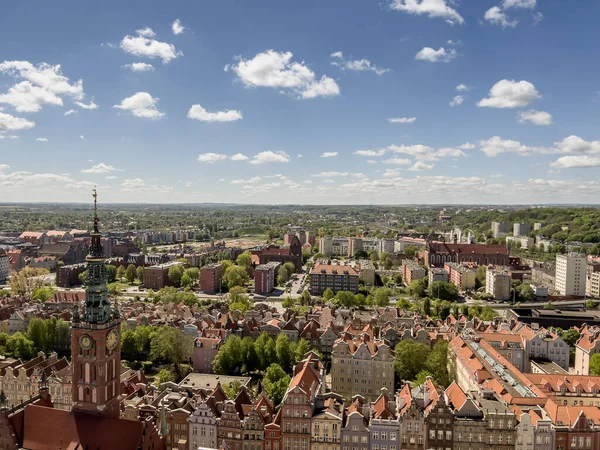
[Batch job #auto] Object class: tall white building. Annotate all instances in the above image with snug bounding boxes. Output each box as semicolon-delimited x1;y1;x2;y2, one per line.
491;222;510;238
555;253;586;296
0;250;8;283
513;223;531;237
486;267;511;301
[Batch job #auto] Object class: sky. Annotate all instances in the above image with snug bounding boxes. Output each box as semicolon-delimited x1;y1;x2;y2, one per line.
1;0;600;205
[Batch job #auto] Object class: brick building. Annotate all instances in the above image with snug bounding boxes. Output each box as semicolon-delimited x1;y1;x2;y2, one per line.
309;264;359;296
254;261;281;295
143;261;184;290
250;235;302;272
200;263;224;294
424;243;509;268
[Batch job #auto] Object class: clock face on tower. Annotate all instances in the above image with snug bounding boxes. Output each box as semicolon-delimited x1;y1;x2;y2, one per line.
106;329;119;351
80;335;93;350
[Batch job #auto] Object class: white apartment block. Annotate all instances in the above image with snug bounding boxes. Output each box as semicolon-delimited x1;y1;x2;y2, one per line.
0;251;8;283
506;235;535;250
513;223;531;237
486;267;511;301
555;253;586;296
491;222;510;238
587;272;600;298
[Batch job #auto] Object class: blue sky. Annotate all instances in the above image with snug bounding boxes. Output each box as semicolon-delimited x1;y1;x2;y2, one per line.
1;0;600;204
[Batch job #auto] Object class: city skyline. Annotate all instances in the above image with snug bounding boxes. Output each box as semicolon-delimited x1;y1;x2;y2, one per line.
2;0;600;204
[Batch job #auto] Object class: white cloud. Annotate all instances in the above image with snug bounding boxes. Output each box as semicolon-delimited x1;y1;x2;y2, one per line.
354;149;386;157
136;27;156;38
436;147;467;158
80;135;84;140
330;52;390;75
478;136;554;157
517;109;552;126
187;104;243;122
388;117;416;124
459;142;476;149
172;19;185;35
297;154;303;158
64;109;78;116
36;137;48;142
0;164;9;171
311;171;365;178
232;176;261;184
389;0;465;25
367;160;377;164
502;0;536;8
382;169;402;177
228;50;339;99
0;135;18;140
74;100;99;110
554;135;600;155
249;150;291;164
456;83;469;92
415;47;457;63
81;163;123;173
550;155;600;169
0;61;84;99
113;92;164;119
323;179;336;184
449;95;464;106
388;144;437;160
321;152;338;158
197;153;228;163
383;157;412;165
0;111;35;132
0;81;63;112
106;175;117;180
484;6;518;28
123;62;155;72
477;79;540;108
408;161;435;171
230;153;249;161
532;12;543;25
120;28;182;64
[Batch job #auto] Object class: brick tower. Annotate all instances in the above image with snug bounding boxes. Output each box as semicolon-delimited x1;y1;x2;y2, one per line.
71;188;122;418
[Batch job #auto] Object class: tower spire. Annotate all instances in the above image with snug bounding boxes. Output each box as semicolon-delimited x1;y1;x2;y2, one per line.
92;186;99;234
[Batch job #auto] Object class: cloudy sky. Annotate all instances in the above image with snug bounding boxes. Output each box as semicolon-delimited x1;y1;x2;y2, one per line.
1;0;600;204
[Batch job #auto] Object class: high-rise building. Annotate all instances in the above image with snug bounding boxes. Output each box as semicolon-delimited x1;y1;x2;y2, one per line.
486;267;511;301
309;264;359;295
200;263;224;293
71;189;122;418
555;252;586;296
0;249;8;283
491;222;510;238
513;223;531;237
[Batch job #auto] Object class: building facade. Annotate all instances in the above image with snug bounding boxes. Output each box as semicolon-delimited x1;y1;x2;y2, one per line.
486;267;511;301
310;265;359;296
555;253;586;296
200;263;224;294
255;261;281;295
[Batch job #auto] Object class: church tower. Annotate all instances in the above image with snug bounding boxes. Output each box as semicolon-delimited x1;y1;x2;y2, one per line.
71;188;122;418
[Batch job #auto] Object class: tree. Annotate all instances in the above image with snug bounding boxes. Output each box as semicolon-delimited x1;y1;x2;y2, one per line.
136;266;144;283
394;340;431;381
426;340;451;387
184;267;200;284
414;370;434;386
276;334;294;372
223;380;242;399
9;267;50;296
422;297;431;316
124;264;137;283
255;332;277;371
236;251;253;274
408;279;427;298
116;265;126;281
404;246;417;259
32;286;55;302
78;270;88;286
294;339;311;364
334;291;356;308
300;290;312;306
156;368;176;385
354;250;368;259
591;353;600;376
180;274;193;289
213;335;243;374
150;327;184;364
240;337;258;373
282;297;295;309
380;252;393;270
168;265;185;285
27;318;48;353
121;329;138;362
516;284;535;302
560;329;581;347
429;281;459;301
7;332;35;359
322;288;334;301
224;266;249;290
277;266;291;286
263;363;291;406
374;287;392;307
105;264;117;283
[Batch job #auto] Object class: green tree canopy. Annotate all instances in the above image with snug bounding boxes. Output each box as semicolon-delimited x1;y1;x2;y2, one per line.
591;353;600;376
168;265;185;285
263;363;291;406
125;264;137;283
429;281;459;301
394;340;431;382
236;251;253;274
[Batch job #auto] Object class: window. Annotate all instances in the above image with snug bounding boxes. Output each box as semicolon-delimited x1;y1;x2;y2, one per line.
373;432;379;441
446;431;452;440
390;433;396;441
373;446;379;450
430;430;436;440
418;436;423;445
382;432;387;441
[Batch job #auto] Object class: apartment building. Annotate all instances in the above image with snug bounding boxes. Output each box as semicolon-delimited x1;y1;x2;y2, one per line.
486;267;511;301
555;253;586;296
402;260;426;286
514;223;531;237
255;261;281;295
309;264;359;295
445;263;476;290
491;222;510;238
331;334;394;403
586;265;600;298
575;329;600;375
429;267;449;285
0;250;8;283
311;397;343;450
188;400;218;450
200;263;224;294
506;235;535;250
143;261;185;290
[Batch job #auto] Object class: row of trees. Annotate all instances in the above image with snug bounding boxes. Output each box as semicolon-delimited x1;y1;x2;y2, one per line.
212;332;314;375
0;316;71;359
321;287;395;308
394;340;452;387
